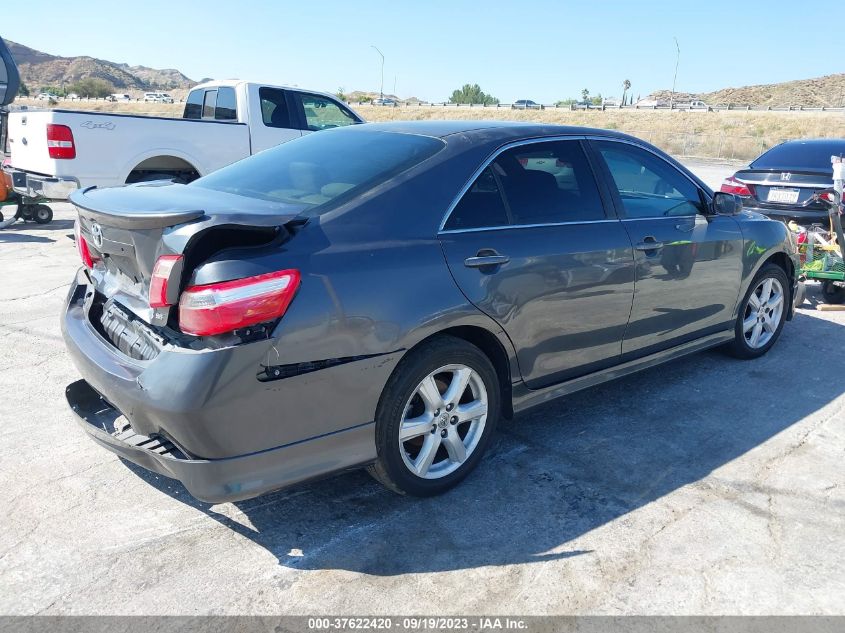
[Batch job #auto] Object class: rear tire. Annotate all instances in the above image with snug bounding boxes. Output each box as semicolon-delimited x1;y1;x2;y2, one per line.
726;263;789;359
821;280;845;304
367;336;500;496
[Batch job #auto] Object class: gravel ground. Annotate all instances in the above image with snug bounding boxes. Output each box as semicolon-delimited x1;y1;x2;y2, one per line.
0;160;842;615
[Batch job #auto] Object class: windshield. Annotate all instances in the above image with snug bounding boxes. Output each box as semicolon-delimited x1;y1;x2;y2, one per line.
751;141;845;172
192;128;445;208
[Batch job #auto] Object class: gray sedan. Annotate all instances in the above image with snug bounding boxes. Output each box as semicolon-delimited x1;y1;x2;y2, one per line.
62;122;799;502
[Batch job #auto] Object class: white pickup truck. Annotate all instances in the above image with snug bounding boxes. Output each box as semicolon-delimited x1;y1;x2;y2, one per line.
4;80;364;200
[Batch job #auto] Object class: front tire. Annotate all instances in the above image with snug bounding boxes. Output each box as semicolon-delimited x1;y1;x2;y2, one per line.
368;336;500;496
726;263;789;359
33;204;53;224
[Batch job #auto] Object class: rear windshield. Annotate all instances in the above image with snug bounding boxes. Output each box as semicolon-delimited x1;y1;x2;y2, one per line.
751;141;845;171
192;129;444;209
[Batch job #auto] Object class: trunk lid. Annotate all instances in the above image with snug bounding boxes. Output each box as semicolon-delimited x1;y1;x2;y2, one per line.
735;168;831;211
71;181;307;329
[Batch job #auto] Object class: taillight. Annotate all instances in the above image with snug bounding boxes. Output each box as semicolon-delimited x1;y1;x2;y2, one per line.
74;220;95;268
46;124;76;159
720;176;752;197
149;255;183;308
178;270;301;336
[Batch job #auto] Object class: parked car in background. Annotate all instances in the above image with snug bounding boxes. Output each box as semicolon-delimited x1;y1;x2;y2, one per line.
513;99;541;109
62;122;798;503
66;93;80;100
720;138;845;225
689;99;708;109
36;93;57;101
108;93;132;102
3;80;364;200
372;97;396;106
143;92;174;103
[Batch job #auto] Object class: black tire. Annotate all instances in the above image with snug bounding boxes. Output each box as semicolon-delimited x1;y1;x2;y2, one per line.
726;263;789;359
821;280;845;304
367;336;501;496
33;204;53;224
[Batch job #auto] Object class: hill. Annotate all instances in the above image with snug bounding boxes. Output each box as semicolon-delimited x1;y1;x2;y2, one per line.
7;40;195;92
650;73;845;108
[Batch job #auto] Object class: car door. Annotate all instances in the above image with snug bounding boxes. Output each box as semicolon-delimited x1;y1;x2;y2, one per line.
247;85;303;153
589;139;744;359
439;139;635;389
289;91;362;135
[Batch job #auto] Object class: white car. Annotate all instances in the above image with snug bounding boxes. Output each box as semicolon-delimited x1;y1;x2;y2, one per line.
143;92;174;103
36;93;57;101
109;93;132;102
4;80;364;200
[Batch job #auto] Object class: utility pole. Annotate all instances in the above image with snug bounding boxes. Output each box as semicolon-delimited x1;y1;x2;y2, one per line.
371;45;384;101
670;37;680;109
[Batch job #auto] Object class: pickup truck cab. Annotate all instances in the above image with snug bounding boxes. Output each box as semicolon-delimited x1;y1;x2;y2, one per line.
4;80;363;200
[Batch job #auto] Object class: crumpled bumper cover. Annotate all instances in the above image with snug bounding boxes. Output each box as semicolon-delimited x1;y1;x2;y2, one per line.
66;378;375;503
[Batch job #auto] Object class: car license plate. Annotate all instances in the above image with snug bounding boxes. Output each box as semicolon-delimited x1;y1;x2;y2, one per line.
767;188;800;204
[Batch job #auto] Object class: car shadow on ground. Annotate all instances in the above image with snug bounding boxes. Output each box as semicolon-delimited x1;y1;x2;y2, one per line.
123;304;845;576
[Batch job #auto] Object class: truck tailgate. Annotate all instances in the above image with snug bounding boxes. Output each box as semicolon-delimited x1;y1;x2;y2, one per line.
7;110;53;175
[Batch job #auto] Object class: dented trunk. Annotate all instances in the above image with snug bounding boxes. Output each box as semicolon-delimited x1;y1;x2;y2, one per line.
70;180;307;357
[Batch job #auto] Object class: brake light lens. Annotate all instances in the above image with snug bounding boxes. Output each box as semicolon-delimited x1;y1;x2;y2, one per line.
74;220;95;268
46;124;76;159
149;255;183;308
720;176;752;197
178;270;301;336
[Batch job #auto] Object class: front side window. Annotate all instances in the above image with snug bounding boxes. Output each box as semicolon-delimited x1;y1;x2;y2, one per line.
202;90;217;119
594;141;704;218
215;87;237;121
294;93;359;131
259;87;291;128
444;140;605;230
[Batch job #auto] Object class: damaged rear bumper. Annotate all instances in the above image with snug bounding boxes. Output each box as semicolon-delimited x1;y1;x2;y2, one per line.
65;379;374;503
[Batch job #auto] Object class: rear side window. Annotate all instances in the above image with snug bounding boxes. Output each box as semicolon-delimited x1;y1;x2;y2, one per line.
260;87;291;128
192;129;444;212
183;90;203;119
202;90;217;119
751;141;845;171
215;87;237;121
293;93;359;131
444;140;605;230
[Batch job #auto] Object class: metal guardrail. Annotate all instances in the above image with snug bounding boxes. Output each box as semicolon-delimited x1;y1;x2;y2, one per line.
355;101;845;112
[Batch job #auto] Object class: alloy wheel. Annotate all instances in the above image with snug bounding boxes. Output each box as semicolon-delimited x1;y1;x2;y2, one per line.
398;364;488;479
742;277;784;349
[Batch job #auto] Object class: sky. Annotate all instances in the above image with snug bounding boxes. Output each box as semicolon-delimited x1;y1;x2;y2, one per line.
3;0;835;103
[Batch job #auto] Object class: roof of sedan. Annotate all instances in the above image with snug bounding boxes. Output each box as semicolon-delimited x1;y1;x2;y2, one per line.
358;120;629;142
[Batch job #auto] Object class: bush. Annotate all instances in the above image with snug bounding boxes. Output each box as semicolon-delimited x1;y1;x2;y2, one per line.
68;78;114;99
449;84;499;105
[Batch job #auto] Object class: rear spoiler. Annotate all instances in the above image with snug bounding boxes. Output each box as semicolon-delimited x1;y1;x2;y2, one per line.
70;186;205;229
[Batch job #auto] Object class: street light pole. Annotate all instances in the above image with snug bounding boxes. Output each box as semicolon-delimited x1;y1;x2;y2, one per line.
670;37;680;110
371;45;384;101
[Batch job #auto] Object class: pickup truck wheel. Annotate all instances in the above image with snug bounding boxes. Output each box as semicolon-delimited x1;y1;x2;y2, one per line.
726;263;788;359
367;336;500;496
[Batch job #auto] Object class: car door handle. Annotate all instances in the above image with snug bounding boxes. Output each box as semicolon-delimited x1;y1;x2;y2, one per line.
635;237;663;251
464;252;510;268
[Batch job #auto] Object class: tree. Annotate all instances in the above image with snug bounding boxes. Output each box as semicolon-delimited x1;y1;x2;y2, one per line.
581;88;590;103
621;79;631;106
591;93;603;106
17;82;30;97
69;77;114;99
449;84;499;105
336;87;347;102
555;98;576;107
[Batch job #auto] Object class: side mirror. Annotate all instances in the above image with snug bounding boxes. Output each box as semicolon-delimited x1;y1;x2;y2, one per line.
712;192;743;215
0;36;20;107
